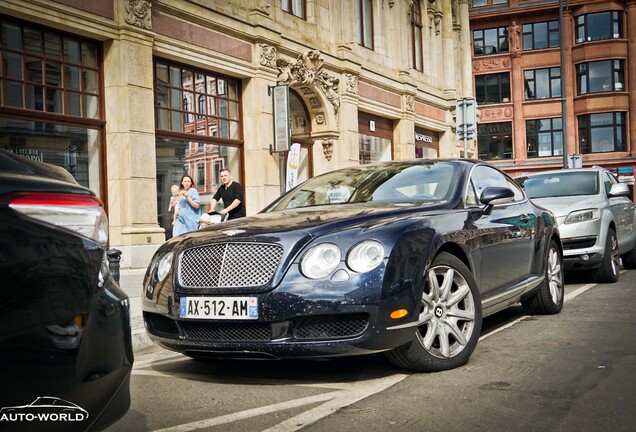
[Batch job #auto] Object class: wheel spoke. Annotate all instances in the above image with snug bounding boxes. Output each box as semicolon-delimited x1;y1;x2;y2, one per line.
445;320;468;346
439;268;455;301
446;283;470;308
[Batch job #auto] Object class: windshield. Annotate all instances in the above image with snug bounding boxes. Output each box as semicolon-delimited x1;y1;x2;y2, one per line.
263;161;461;212
517;171;599;199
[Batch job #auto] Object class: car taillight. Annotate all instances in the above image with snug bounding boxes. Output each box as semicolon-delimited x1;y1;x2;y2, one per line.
8;192;108;245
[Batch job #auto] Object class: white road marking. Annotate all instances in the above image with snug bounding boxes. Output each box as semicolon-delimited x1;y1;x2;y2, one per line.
136;276;612;432
150;374;407;432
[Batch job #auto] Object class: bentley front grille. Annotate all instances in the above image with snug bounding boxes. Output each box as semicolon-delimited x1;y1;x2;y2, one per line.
179;242;283;288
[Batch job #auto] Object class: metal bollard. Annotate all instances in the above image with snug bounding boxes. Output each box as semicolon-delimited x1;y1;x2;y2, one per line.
107;248;122;283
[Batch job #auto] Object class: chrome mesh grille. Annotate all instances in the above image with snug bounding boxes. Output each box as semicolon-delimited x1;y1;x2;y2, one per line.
179;242;283;288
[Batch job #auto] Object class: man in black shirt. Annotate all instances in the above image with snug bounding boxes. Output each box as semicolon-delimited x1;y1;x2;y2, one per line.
208;169;246;219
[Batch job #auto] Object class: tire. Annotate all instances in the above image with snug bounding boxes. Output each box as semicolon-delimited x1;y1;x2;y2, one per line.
385;252;482;372
620;238;636;269
522;239;564;315
591;228;620;283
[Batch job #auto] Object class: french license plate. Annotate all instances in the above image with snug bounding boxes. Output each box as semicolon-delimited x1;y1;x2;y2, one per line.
179;296;258;319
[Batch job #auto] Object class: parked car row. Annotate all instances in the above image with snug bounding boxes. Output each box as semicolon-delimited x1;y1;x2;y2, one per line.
3;150;634;431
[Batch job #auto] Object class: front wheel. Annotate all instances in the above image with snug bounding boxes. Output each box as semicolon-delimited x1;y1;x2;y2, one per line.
522;239;564;315
385;252;482;372
591;228;620;283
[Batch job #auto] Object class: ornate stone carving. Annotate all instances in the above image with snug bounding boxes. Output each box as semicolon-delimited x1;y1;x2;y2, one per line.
315;113;325;124
473;57;511;71
481;107;513;120
434;11;443;35
276;50;340;115
322;139;334;161
125;0;152;30
345;73;358;94
510;20;521;52
259;44;276;68
405;95;415;112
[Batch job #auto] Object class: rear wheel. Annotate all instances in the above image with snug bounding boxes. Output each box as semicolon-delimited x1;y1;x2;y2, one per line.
522;239;564;315
385;252;482;372
591;228;620;283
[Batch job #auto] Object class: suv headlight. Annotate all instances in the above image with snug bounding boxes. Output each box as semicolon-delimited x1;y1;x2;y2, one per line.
564;208;599;224
300;243;341;279
156;252;174;282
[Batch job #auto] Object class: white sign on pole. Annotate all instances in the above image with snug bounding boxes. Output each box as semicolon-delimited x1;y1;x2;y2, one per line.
286;143;301;191
456;98;477;141
272;85;291;152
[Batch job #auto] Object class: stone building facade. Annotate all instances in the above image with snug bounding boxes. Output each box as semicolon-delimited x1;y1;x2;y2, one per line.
0;0;474;268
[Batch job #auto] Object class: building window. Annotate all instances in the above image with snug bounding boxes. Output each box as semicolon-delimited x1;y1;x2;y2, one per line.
576;60;624;94
0;17;104;197
473;27;509;56
282;0;305;19
575;11;623;43
411;0;423;72
526;118;563;158
0;20;101;119
475;73;510;105
578;112;626;154
356;0;373;49
154;60;240;139
524;67;561;100
522;20;559;51
196;162;205;187
477;122;512;160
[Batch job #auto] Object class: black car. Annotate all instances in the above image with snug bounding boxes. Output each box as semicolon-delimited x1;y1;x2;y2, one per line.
0;150;133;431
143;159;564;372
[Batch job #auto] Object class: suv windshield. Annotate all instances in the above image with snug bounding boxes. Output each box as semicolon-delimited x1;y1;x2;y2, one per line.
263;161;460;212
517;172;599;199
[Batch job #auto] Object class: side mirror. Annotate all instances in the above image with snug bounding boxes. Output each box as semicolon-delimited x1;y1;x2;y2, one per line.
608;183;630;198
480;187;515;215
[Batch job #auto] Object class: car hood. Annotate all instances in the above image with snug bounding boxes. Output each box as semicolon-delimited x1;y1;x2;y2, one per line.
530;195;603;217
167;201;449;250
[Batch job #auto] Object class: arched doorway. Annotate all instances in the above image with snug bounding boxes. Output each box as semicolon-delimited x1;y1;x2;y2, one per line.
287;90;313;185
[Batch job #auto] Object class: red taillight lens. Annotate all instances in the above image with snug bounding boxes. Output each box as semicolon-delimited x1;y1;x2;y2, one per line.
8;192;108;245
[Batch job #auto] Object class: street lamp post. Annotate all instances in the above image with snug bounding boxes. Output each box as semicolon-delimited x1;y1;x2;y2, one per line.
559;0;568;168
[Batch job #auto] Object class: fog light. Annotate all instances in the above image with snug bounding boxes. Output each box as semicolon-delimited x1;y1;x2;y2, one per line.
390;309;408;319
581;254;590;261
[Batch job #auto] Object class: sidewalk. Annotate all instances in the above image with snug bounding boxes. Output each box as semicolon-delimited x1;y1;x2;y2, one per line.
117;268;154;352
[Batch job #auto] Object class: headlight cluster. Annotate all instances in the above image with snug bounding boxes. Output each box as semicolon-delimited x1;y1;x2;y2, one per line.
564;208;599;224
300;240;385;279
156;251;174;281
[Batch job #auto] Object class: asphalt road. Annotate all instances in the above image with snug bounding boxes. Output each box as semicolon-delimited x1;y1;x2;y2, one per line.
108;269;636;432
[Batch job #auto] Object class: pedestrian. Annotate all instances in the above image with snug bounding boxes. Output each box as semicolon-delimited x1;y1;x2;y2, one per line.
208;168;246;219
172;174;201;236
168;184;180;225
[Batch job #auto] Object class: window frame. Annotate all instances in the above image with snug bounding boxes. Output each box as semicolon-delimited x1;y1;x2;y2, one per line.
522;20;559;51
576;59;625;95
525;118;563;158
411;0;424;72
524;67;561;100
282;0;306;20
475;72;511;105
575;11;623;44
578;112;626;154
473;26;509;56
356;0;374;49
477;122;513;161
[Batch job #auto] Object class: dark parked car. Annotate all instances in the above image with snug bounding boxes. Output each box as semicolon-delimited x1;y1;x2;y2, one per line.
143;159;563;372
0;150;133;431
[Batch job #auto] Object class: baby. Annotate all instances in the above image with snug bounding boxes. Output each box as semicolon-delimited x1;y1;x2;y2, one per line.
168;184;180;224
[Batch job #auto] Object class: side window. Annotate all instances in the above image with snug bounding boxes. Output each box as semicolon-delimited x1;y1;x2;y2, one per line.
603;171;615;195
468;165;524;204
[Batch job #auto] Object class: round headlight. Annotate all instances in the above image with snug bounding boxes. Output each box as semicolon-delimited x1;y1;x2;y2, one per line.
300;243;341;279
156;252;174;282
347;240;385;273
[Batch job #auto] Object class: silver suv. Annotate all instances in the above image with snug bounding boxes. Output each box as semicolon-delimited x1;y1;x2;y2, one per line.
516;166;636;283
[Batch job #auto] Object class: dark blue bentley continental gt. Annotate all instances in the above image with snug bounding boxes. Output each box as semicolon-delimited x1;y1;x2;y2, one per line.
143;159;564;372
